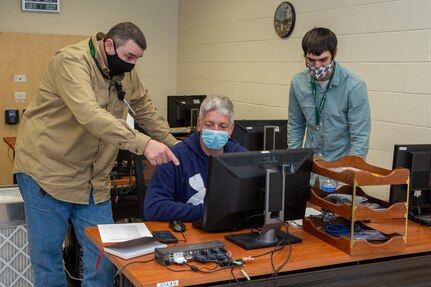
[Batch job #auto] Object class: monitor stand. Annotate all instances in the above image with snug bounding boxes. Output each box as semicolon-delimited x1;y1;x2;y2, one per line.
226;167;302;250
263;125;276;151
225;229;302;250
190;108;199;133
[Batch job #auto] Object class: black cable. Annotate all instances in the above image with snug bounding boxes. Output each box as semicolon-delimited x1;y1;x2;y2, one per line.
197;264;220;272
165;265;193;273
170;232;187;247
241;213;265;230
162;248;244;281
238;218;293;286
179;232;187;242
268;220;291;286
115;258;155;283
118;258;154;274
229;265;240;284
165;263;233;274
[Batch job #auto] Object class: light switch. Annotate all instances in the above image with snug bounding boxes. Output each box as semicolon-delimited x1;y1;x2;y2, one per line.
15;92;27;101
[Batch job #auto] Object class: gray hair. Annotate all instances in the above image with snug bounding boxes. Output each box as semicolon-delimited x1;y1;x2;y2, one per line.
199;95;235;125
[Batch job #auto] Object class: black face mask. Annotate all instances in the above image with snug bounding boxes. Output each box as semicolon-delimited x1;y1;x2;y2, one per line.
105;42;135;78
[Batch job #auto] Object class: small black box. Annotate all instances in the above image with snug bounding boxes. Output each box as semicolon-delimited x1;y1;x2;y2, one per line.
5;109;19;125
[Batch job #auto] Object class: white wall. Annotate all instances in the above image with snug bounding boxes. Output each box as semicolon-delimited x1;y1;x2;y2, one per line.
177;0;431;173
0;0;179;118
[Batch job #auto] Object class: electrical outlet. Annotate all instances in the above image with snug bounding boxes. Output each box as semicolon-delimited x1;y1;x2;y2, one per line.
15;92;27;101
14;75;27;82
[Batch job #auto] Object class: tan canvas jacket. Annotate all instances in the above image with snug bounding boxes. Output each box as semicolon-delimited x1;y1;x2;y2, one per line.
13;33;176;204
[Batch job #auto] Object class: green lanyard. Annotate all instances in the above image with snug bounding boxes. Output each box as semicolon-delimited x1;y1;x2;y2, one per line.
311;68;335;126
89;39;110;80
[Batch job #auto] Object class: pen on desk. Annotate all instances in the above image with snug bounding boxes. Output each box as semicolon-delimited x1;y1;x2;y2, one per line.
123;99;136;115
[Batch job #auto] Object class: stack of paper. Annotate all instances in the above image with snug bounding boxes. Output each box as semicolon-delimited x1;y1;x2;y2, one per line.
98;223;166;259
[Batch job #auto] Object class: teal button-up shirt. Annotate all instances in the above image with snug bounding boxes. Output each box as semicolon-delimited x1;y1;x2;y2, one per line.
288;61;371;162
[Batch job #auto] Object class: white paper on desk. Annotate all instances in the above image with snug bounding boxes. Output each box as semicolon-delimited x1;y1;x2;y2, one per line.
103;237;166;260
97;223;152;243
329;167;362;173
289;207;322;228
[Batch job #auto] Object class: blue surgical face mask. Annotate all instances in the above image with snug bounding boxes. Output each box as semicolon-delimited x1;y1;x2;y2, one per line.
201;129;229;150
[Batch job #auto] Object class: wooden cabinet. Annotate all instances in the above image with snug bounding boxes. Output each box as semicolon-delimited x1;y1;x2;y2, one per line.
303;155;410;256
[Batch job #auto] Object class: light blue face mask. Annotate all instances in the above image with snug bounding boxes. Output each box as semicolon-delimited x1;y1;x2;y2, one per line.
201;129;229;150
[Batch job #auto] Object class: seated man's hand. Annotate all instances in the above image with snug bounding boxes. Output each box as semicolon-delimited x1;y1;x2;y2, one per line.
144;139;180;166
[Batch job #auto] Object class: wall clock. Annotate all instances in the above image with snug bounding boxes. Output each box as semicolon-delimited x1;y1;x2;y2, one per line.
274;2;296;38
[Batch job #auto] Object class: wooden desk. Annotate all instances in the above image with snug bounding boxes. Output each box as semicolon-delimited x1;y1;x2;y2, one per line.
86;220;431;287
111;176;136;187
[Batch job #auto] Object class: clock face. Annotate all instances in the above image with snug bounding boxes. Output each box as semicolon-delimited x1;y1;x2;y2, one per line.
274;2;296;38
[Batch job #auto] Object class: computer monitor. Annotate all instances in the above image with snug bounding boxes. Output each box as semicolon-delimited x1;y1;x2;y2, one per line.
167;95;206;132
231;119;288;151
390;144;431;224
200;148;313;249
111;150;134;179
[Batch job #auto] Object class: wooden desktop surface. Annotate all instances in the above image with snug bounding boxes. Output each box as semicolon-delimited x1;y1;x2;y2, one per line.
111;176;136;186
85;220;431;287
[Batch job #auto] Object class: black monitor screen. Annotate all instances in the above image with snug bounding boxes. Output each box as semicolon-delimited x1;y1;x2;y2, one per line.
167;95;206;130
200;149;313;249
112;150;133;178
231;119;288;151
390;144;431;222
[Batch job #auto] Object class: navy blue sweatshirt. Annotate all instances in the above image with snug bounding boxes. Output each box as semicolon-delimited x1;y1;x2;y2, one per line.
144;132;247;221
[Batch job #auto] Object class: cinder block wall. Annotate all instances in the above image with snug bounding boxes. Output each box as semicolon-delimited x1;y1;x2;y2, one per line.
177;0;431;174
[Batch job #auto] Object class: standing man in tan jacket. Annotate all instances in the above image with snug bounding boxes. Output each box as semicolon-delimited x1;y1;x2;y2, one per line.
13;22;179;287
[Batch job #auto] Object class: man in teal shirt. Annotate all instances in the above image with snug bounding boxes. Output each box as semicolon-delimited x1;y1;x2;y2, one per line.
288;27;371;162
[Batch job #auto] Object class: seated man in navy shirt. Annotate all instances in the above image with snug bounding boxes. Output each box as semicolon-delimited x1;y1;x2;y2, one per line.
144;95;247;221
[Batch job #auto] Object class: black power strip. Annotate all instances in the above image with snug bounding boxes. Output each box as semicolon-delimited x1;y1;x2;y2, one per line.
154;240;225;266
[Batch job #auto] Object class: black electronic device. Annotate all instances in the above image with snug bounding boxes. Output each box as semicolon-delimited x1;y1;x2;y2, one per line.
152;230;178;244
231;119;288;151
112;149;133;178
390;144;431;225
197;148;313;250
5;109;19;125
167;95;206;132
154;240;225;266
169;220;186;233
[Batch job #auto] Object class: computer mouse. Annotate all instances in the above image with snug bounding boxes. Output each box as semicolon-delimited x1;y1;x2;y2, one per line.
169;220;186;232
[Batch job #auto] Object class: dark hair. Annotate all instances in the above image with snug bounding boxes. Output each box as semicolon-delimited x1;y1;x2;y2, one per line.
302;27;337;58
105;22;147;50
